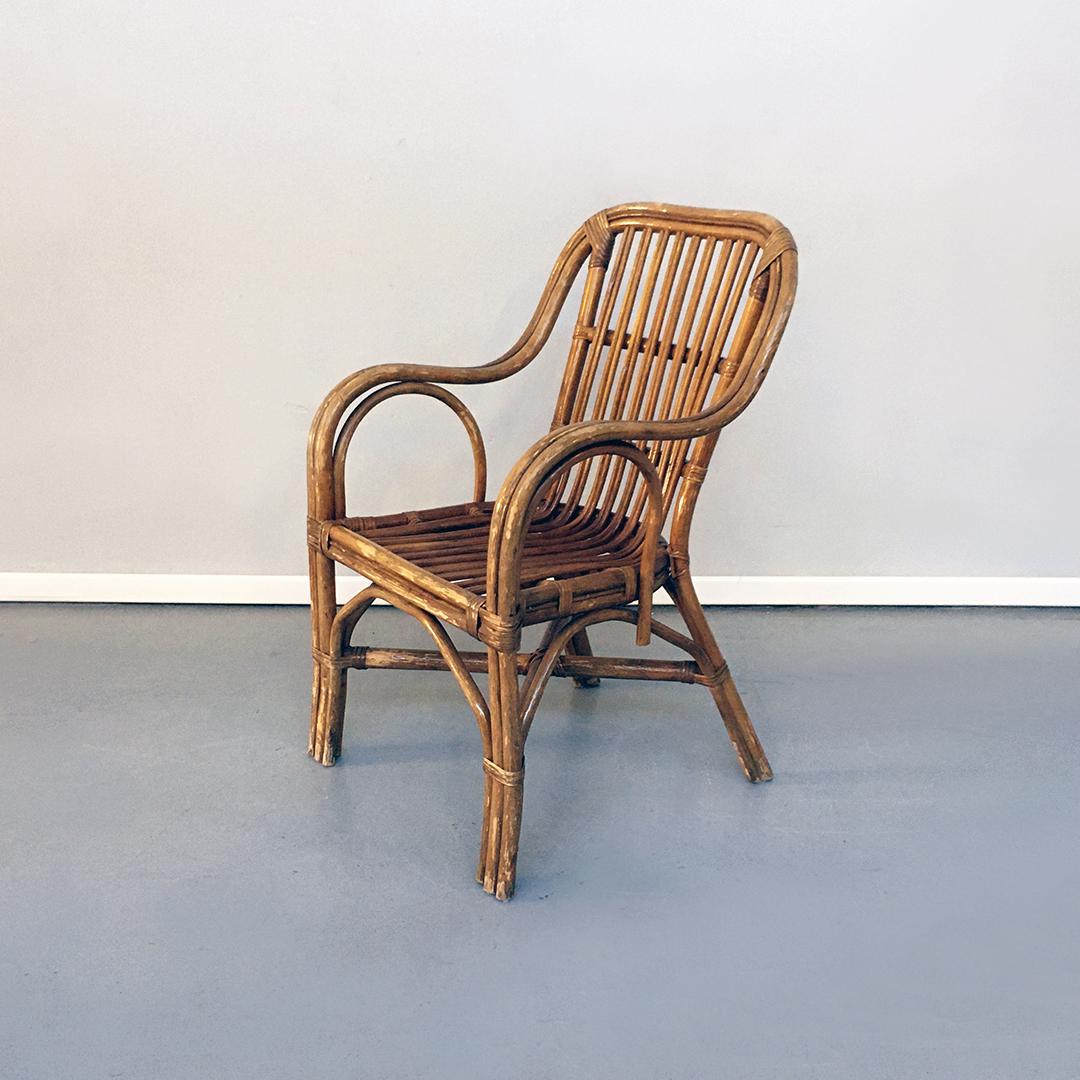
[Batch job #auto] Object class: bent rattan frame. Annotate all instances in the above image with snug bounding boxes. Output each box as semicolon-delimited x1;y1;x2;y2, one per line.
306;202;797;899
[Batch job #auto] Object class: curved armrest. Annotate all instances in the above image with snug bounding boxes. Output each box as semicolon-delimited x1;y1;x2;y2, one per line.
331;381;488;517
308;361;515;518
307;226;593;518
486;424;666;645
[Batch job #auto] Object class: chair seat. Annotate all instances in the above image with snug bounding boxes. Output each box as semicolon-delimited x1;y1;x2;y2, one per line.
329;499;670;628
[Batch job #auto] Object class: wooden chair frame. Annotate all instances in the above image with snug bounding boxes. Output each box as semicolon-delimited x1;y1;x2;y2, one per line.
306;203;797;899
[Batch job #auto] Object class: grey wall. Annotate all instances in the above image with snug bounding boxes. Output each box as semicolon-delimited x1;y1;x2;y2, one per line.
3;1;1078;578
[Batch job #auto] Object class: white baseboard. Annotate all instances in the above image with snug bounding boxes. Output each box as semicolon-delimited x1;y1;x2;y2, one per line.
1;572;1077;607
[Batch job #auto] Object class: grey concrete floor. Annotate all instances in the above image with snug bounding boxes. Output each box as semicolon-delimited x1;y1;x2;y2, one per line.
1;604;1078;1079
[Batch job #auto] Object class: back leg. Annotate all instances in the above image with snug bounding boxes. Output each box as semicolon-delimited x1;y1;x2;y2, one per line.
666;577;772;782
564;628;601;688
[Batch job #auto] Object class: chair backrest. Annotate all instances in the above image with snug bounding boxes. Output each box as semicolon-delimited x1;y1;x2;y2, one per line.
546;203;797;529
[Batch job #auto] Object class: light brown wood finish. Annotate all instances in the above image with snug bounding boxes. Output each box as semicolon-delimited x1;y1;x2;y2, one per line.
306;203;797;899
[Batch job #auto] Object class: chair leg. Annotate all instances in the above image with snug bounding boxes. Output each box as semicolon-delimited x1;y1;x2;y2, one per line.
565;628;601;688
667;576;773;783
308;549;345;767
477;647;525;900
312;663;348;766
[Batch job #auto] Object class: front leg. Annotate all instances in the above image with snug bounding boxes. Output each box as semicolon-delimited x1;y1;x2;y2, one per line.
307;547;344;766
477;646;526;900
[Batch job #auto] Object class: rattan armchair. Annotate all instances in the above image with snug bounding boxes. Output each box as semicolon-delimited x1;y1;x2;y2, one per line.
306;203;797;899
